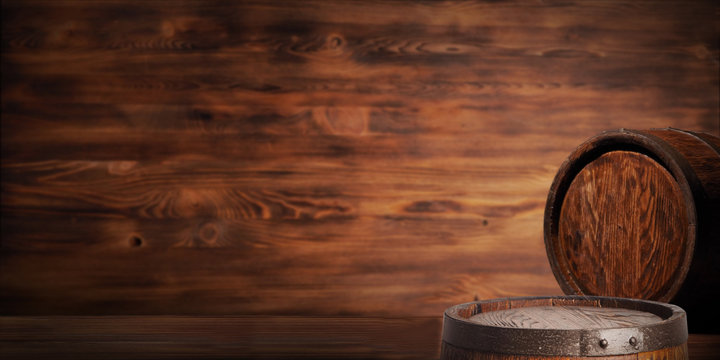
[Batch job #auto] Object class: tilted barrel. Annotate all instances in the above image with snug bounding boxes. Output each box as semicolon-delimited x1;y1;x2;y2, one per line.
441;296;688;359
543;128;720;332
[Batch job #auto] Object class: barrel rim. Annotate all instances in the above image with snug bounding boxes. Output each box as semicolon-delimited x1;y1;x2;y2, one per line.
543;128;698;302
441;295;688;356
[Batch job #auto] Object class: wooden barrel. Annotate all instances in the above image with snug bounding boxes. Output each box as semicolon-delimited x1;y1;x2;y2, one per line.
543;128;720;332
441;296;688;360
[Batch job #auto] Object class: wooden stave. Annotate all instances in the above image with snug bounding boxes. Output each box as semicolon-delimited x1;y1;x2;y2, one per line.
440;341;688;360
645;129;720;333
440;296;688;359
543;128;720;332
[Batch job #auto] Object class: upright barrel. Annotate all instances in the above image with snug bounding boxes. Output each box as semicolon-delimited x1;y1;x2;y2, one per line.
441;296;688;359
543;128;720;332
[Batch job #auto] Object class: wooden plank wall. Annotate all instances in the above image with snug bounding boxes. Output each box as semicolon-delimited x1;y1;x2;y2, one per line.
1;0;718;316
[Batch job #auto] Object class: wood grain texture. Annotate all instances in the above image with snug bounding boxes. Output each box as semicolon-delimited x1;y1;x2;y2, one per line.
558;151;688;299
0;316;441;360
468;305;661;329
544;129;720;332
1;316;713;360
1;0;719;317
443;296;688;359
636;345;688;360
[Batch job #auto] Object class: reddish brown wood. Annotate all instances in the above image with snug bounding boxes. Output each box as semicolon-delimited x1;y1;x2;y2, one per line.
686;334;720;360
0;316;442;359
544;129;720;332
636;345;689;360
1;0;718;319
1;315;716;360
558;151;689;300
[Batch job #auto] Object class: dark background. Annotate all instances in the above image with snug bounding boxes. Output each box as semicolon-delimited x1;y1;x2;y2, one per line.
1;0;718;358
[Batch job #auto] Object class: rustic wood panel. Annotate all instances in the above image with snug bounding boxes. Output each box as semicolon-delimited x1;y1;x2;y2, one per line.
1;316;717;360
1;0;718;317
0;316;442;360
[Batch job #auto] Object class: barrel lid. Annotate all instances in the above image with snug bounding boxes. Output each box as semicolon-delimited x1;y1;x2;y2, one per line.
544;129;698;302
442;296;687;356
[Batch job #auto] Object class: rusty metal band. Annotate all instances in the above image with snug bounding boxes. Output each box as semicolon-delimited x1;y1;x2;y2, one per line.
441;296;687;356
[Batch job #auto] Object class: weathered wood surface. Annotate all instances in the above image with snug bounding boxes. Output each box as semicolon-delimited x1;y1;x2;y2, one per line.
1;0;718;316
0;316;441;360
468;305;661;329
544;129;720;332
558;151;688;300
1;316;716;360
443;296;689;359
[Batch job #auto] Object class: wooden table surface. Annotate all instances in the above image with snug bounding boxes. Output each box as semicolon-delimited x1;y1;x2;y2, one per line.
1;316;718;359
